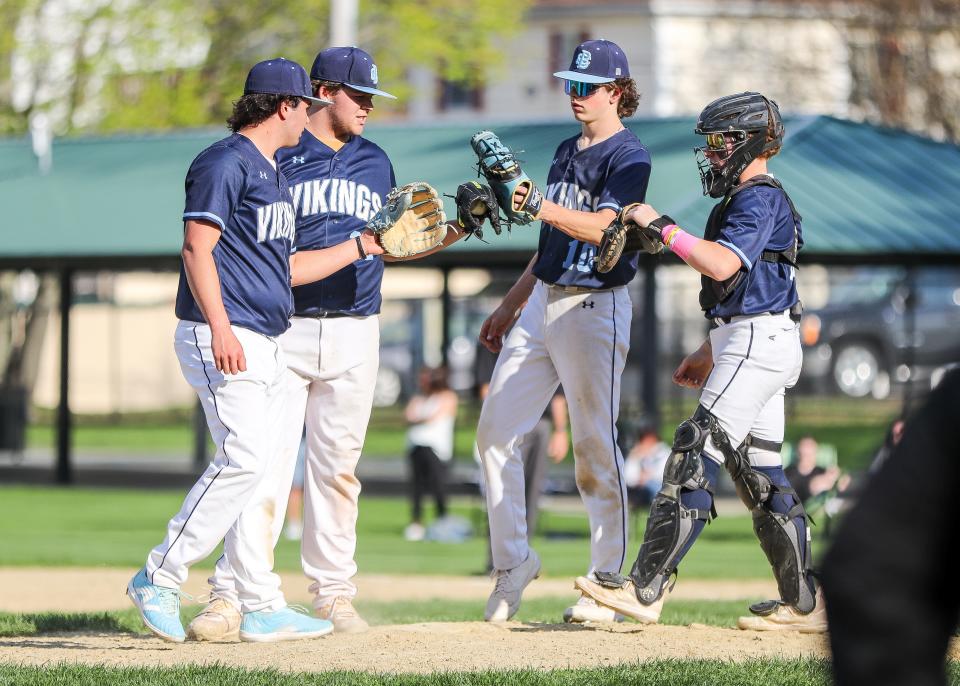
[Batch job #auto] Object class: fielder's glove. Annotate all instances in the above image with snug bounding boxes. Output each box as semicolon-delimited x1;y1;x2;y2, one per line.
366;182;447;258
470;130;543;226
454;181;503;240
595;203;666;274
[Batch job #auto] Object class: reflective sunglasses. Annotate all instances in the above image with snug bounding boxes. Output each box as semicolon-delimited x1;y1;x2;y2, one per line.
702;131;746;153
564;80;602;97
703;132;727;151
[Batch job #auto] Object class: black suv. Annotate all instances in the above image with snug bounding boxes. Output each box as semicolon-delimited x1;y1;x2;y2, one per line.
799;267;960;398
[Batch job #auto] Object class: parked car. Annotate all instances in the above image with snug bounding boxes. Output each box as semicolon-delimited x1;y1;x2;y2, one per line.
799;267;960;398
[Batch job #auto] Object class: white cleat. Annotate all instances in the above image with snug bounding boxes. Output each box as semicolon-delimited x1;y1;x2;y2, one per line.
186;597;241;642
484;550;541;622
316;596;370;634
574;575;667;624
563;593;624;624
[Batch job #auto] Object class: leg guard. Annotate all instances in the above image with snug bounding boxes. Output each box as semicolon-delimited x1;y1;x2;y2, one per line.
711;428;817;614
609;406;719;605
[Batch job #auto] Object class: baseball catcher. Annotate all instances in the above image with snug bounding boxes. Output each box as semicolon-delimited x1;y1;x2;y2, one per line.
574;92;824;634
366;182;447;258
595;203;666;273
470;130;543;226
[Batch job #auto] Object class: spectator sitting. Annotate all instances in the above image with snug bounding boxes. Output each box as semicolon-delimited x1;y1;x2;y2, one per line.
623;419;670;510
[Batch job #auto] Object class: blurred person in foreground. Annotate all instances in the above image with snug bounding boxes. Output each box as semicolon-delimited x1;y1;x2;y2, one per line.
823;369;960;686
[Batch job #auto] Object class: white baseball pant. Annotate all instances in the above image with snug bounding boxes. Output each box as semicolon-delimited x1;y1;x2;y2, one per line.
145;321;287;606
477;280;631;574
700;311;803;467
209;314;379;611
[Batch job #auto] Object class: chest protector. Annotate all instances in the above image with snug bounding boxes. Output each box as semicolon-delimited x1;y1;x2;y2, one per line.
698;175;801;312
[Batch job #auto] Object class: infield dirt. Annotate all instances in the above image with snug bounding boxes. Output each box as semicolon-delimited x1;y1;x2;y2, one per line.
0;567;846;673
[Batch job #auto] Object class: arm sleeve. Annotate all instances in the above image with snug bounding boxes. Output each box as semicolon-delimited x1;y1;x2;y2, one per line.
597;148;652;213
182;149;245;233
714;190;776;271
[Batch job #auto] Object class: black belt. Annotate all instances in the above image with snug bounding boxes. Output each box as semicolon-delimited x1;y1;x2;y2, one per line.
293;311;352;319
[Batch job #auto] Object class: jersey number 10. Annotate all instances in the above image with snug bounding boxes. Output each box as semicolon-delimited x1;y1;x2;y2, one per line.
562;239;595;273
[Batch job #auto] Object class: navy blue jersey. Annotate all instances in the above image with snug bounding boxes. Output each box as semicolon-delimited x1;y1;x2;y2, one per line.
279;130;396;316
707;183;802;319
533;128;651;289
175;133;295;337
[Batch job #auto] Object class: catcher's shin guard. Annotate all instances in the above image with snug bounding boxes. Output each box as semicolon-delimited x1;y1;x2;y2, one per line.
625;406;719;605
712;427;817;614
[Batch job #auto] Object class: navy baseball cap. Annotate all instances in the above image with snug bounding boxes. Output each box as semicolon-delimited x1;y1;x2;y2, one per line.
310;47;397;99
244;57;331;105
553;39;630;84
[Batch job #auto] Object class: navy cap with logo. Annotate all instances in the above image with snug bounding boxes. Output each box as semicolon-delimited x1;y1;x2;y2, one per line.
310;46;397;99
553;39;630;84
244;57;331;105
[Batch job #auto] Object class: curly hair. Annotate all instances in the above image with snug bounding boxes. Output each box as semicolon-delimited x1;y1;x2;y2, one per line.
227;93;303;132
604;77;640;119
311;79;342;99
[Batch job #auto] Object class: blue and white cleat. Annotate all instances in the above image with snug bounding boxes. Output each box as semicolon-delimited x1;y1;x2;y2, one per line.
239;606;334;643
126;568;186;642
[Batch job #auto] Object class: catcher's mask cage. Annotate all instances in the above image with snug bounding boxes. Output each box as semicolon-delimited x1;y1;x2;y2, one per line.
693;92;784;198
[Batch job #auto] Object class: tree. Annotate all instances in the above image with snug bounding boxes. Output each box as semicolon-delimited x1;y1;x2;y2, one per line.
843;0;960;141
0;0;531;135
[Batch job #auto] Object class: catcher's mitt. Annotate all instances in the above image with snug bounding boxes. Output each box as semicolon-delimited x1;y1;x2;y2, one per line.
366;182;447;258
470;130;543;226
454;181;503;240
595;204;665;273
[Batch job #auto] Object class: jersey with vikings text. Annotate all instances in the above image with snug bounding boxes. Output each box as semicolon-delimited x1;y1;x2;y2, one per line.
175;133;295;337
533;128;651;289
706;182;803;320
279;130;396;316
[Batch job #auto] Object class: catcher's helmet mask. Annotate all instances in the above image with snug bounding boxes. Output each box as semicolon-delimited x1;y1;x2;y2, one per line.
693;92;784;198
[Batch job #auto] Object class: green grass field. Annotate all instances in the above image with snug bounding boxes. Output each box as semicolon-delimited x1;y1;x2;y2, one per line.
0;661;842;686
0;485;843;685
0;485;812;577
24;396;897;471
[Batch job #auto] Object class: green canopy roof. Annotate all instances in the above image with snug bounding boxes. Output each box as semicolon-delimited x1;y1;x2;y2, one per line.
2;116;959;268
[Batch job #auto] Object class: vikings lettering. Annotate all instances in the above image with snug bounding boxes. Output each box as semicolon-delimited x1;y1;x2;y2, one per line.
291;179;384;222
256;201;296;243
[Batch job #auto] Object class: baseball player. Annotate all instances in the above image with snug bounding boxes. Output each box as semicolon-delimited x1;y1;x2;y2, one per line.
575;92;827;633
126;58;390;643
476;39;651;623
187;47;474;640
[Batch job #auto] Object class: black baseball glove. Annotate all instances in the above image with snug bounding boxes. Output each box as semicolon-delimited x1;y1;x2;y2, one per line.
454;180;503;240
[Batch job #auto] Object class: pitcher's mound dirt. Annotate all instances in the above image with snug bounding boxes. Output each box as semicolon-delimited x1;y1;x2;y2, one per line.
0;622;833;674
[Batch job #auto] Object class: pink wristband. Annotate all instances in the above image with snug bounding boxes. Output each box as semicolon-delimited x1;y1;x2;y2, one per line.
662;227;698;261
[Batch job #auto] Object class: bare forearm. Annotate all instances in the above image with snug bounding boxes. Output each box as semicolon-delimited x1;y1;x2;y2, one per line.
182;248;230;329
550;395;568;430
537;202;615;246
683;240;743;281
501;254;539;313
290;240;364;286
